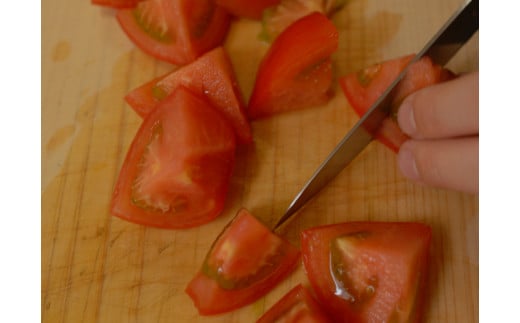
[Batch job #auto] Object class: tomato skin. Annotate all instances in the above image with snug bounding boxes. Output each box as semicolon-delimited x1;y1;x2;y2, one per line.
125;47;252;144
301;222;431;323
248;12;338;119
185;209;300;315
116;0;230;65
216;0;280;20
257;284;332;323
111;86;236;229
339;55;455;152
92;0;141;8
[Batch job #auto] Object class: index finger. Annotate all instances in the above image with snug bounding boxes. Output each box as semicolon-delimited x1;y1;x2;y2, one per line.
397;72;478;139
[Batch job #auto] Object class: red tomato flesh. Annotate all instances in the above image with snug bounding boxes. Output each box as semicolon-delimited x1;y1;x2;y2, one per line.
111;86;236;229
125;47;252;144
248;12;339;119
124;74;167;118
339;55;454;152
186;209;300;315
301;222;431;323
260;0;346;42
92;0;141;8
116;0;230;65
216;0;280;20
257;284;332;323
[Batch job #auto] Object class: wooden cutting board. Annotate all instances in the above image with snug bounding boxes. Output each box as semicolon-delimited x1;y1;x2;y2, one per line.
42;0;479;322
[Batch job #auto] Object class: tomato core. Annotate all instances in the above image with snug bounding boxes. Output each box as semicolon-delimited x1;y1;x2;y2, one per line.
329;232;379;306
356;63;381;87
202;211;287;290
132;2;174;43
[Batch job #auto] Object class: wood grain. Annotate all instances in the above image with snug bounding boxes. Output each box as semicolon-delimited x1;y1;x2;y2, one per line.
42;0;478;322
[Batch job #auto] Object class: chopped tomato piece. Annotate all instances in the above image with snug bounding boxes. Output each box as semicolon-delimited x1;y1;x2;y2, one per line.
124;74;168;118
92;0;141;8
260;0;345;41
339;55;455;152
393;56;456;103
111;86;236;229
216;0;280;20
257;284;332;323
186;209;300;315
116;0;230;65
249;12;339;119
125;47;252;144
301;222;432;323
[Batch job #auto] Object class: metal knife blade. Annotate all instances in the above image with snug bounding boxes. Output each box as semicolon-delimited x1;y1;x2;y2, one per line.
273;0;478;230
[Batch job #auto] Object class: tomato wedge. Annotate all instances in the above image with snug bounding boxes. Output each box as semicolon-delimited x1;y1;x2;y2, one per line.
339;55;455;152
116;0;230;65
125;47;252;144
301;222;432;323
260;0;346;41
257;284;332;323
248;12;338;119
111;86;236;229
91;0;141;8
186;209;300;315
216;0;280;20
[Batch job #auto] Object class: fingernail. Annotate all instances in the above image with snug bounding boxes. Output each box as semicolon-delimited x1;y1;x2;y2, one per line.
398;97;417;136
398;142;420;181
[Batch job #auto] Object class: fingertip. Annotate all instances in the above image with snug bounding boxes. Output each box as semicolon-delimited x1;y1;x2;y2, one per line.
397;138;479;193
397;96;417;137
397;141;420;181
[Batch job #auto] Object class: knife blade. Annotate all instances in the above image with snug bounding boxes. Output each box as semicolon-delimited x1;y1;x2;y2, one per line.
273;0;478;230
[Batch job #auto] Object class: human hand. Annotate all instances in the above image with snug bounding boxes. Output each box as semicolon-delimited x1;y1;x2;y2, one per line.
396;71;478;193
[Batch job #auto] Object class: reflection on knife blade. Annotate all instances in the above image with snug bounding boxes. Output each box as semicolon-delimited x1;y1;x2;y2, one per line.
273;0;478;231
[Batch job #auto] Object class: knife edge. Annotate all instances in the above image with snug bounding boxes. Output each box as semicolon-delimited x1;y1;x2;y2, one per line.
273;0;478;231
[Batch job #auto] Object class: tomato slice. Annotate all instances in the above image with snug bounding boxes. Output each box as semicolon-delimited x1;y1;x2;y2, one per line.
92;0;141;8
257;284;332;323
301;222;432;323
111;86;236;229
248;12;339;119
116;0;230;65
216;0;280;20
339;55;455;152
185;209;300;315
260;0;346;41
125;47;252;144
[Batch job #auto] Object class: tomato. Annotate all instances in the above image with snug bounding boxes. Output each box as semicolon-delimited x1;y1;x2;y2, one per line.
110;86;236;229
257;284;332;323
116;0;230;65
92;0;141;8
216;0;280;20
260;0;346;41
124;74;167;118
339;55;455;152
248;12;338;119
185;209;300;315
393;56;456;103
300;222;432;323
125;47;252;144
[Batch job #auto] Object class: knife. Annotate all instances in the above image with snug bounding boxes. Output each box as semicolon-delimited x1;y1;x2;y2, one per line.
273;0;478;230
